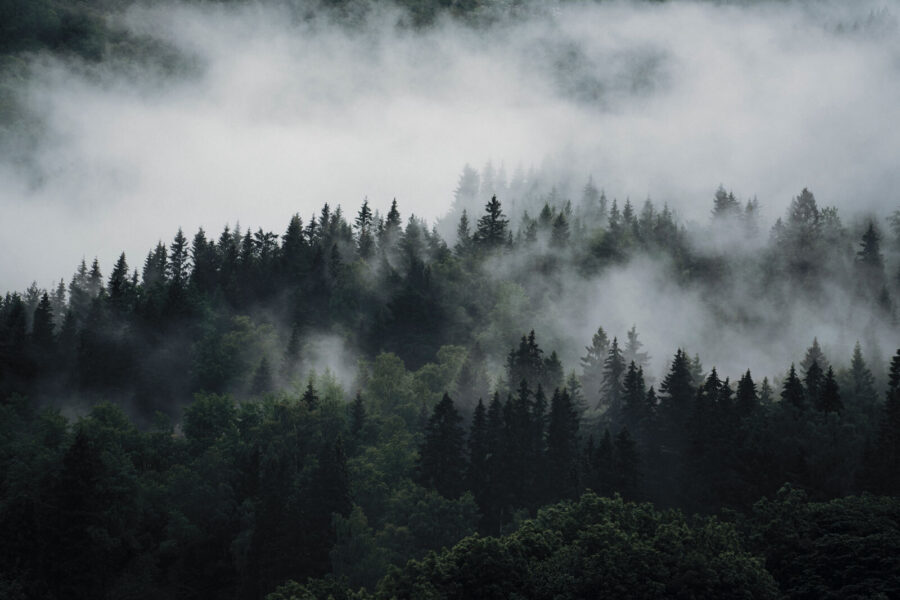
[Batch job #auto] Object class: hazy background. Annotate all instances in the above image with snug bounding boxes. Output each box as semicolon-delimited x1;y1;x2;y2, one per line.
1;0;897;293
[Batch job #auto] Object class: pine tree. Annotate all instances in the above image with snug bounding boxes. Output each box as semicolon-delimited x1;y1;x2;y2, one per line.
801;338;829;375
624;325;650;372
107;253;131;314
51;279;67;328
31;292;55;355
804;360;824;410
759;377;774;405
660;349;695;418
736;370;758;417
856;221;884;273
550;212;569;247
866;349;900;494
350;392;367;439
600;337;626;412
820;367;842;413
621;361;647;432
455;209;472;256
545;388;580;499
355;199;375;258
847;342;878;416
467;399;490;509
302;378;319;410
418;393;466;499
712;185;740;218
781;364;807;415
580;326;609;407
473;195;509;250
251;357;274;396
614;427;639;499
87;258;103;298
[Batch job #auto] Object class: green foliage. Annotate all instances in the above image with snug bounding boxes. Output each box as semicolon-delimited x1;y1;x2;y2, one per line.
378;492;777;600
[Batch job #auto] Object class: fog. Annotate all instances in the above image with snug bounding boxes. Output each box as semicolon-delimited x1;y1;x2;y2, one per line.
1;0;898;294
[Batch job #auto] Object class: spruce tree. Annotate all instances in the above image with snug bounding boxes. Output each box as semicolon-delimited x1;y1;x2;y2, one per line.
546;388;580;499
107;252;131;314
820;367;842;413
600;337;626;412
302;378;319;410
781;364;807;415
467;399;490;509
473;195;509;250
350;392;367;439
804;360;823;410
31;292;55;356
801;338;829;375
621;361;646;433
736;370;758;417
251;357;274;396
418;393;466;499
614;427;640;499
580;326;609;407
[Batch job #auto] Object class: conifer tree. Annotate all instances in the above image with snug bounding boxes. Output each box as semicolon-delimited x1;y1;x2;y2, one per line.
302;378;319;410
736;370;758;417
801;338;829;375
467;399;490;509
624;326;650;372
350;392;367;439
820;367;842;413
31;292;55;355
580;326;609;407
550;212;569;247
251;357;274;396
353;197;373;245
781;364;807;414
600;337;626;412
712;185;740;218
454;209;472;256
804;360;823;410
546;388;580;499
847;342;878;415
107;253;131;314
474;195;509;250
614;427;639;499
418;393;466;499
660;349;695;417
621;361;647;432
856;221;885;294
759;377;774;405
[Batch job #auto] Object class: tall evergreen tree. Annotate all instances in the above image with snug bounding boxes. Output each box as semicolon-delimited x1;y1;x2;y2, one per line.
473;195;509;250
781;364;807;415
418;393;466;499
820;367;842;413
545;388;580;499
467;399;490;510
621;361;647;433
580;326;609;407
31;292;55;355
736;370;758;418
600;337;626;412
801;338;829;375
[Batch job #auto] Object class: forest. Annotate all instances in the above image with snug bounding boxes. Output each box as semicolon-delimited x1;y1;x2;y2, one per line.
4;0;900;598
2;171;900;598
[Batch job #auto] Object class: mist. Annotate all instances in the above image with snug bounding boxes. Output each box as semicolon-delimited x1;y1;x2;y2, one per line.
1;0;898;293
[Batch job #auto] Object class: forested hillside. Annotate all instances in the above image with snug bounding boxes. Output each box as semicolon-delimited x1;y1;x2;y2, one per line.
4;0;900;597
2;177;900;598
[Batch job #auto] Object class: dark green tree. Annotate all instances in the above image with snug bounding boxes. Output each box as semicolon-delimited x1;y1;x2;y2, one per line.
820;366;842;413
418;393;466;499
473;195;508;250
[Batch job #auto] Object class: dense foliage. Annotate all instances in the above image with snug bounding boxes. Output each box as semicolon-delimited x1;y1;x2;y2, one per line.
2;173;900;597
